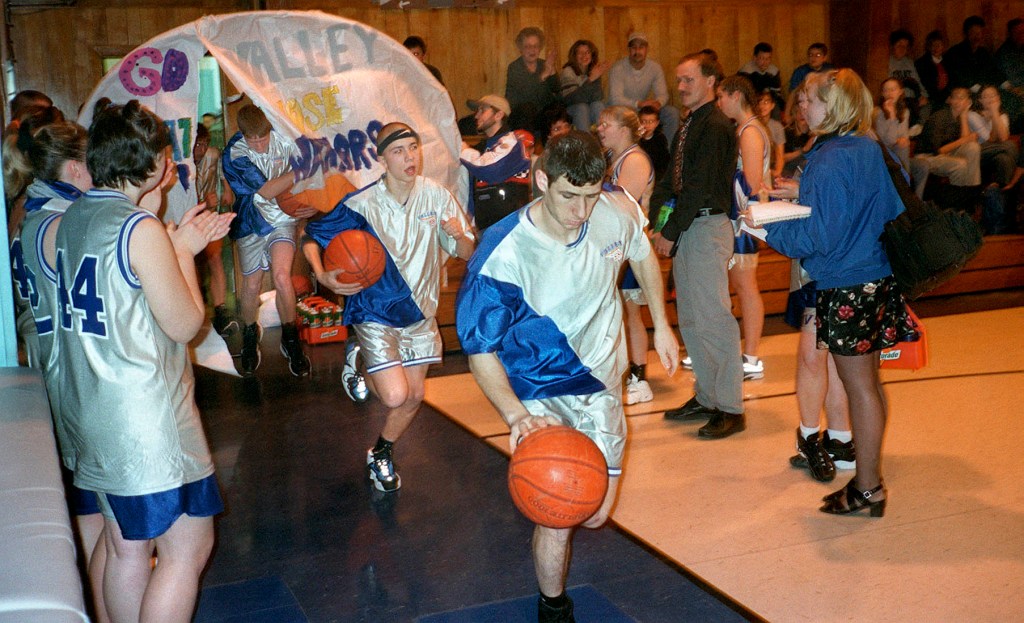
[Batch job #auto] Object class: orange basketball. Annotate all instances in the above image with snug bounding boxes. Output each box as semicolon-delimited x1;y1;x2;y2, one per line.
323;230;387;288
276;192;313;217
507;426;609;528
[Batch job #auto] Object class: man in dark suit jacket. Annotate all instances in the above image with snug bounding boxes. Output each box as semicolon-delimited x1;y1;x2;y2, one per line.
650;52;745;439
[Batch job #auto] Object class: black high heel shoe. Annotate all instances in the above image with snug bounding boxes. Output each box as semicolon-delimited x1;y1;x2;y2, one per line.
820;480;886;517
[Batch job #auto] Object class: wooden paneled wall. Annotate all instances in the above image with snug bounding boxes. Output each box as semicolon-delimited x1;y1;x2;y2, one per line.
8;1;1024;126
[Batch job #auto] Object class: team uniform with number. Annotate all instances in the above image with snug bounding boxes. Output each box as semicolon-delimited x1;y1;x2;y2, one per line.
222;131;299;274
55;189;222;539
305;175;473;373
455;192;650;474
11;180;101;516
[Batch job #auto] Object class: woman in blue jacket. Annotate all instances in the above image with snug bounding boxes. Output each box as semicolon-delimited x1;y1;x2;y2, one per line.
758;69;913;517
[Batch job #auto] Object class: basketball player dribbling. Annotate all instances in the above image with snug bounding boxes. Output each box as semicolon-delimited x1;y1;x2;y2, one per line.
456;131;678;623
302;122;475;493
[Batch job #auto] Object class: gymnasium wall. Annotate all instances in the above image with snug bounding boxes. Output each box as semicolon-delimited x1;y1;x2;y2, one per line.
8;0;1024;128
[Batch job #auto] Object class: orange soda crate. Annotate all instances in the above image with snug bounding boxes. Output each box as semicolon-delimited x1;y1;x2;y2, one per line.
297;296;347;345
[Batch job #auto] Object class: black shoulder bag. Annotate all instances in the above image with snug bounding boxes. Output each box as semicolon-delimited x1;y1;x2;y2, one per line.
876;140;983;300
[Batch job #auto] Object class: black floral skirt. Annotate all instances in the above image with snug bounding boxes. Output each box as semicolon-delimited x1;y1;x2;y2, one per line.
815;275;914;355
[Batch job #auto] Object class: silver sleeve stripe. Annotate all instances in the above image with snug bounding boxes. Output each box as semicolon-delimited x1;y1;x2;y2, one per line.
37;212;62;284
117;211;154;289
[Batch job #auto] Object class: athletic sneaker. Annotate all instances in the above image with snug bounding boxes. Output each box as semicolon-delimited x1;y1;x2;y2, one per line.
742;354;764;381
823;431;856;469
212;305;238;338
238;323;262;377
280;335;311;377
624;374;654;405
366;449;401;492
343;339;370;403
682;356;692;370
538;593;575;623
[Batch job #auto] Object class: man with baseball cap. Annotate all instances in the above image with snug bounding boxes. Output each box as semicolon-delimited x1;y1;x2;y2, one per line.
460;94;534;231
607;32;680;141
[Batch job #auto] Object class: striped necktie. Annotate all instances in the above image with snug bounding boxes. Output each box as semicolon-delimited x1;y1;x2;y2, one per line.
671;115;693;194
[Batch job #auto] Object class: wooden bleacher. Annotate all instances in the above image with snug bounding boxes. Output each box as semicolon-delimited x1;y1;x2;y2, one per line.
436;234;1024;352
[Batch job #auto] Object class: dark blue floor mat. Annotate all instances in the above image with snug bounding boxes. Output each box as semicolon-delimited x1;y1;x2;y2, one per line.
194;575;306;623
416;584;634;623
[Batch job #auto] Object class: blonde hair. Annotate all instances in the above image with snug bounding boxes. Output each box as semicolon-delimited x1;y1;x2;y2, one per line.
601;105;642;143
805;69;873;136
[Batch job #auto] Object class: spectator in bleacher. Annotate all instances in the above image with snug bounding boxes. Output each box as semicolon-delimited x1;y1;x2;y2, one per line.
404;35;444;85
607;32;680;142
505;27;561;134
739;42;785;115
637;105;670;181
756;90;786;179
461;94;533;231
781;88;814;179
538;106;573;149
788;43;834;92
915;30;952;121
945;16;1007;93
996;18;1024;133
971;85;1020;233
873;77;912;170
888;29;928;125
559;40;608;131
910;87;982;199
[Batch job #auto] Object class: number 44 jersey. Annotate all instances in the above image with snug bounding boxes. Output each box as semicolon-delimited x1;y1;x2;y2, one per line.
54;189;215;497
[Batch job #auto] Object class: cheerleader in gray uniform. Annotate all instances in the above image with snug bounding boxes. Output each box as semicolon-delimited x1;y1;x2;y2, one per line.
55;99;233;623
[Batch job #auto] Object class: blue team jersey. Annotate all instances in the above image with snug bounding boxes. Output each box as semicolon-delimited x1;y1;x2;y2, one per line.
305;175;472;328
456;191;650;400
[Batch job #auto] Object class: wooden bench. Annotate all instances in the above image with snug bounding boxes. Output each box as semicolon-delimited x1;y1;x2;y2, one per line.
436;235;1024;352
0;367;88;623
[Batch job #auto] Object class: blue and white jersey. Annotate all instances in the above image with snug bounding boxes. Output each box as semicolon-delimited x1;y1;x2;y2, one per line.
55;189;214;494
223;130;297;239
11;179;81;469
11;180;80;366
456;191;650;400
305;175;473;328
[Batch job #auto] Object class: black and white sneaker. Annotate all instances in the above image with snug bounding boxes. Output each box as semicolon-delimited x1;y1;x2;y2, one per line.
366;449;401;492
238;323;262;377
280;339;311;377
343;339;369;403
538;593;575;623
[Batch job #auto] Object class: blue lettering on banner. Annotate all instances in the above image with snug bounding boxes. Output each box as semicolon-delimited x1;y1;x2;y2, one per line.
289;120;387;180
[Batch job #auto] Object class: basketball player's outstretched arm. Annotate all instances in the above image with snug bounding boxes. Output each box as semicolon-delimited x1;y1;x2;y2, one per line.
468;352;561;452
132;204;234;343
629;250;679;376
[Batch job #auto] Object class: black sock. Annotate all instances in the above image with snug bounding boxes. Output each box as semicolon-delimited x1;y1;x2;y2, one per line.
634;363;647;381
372;436;394;457
281;322;299;342
539;591;568;609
